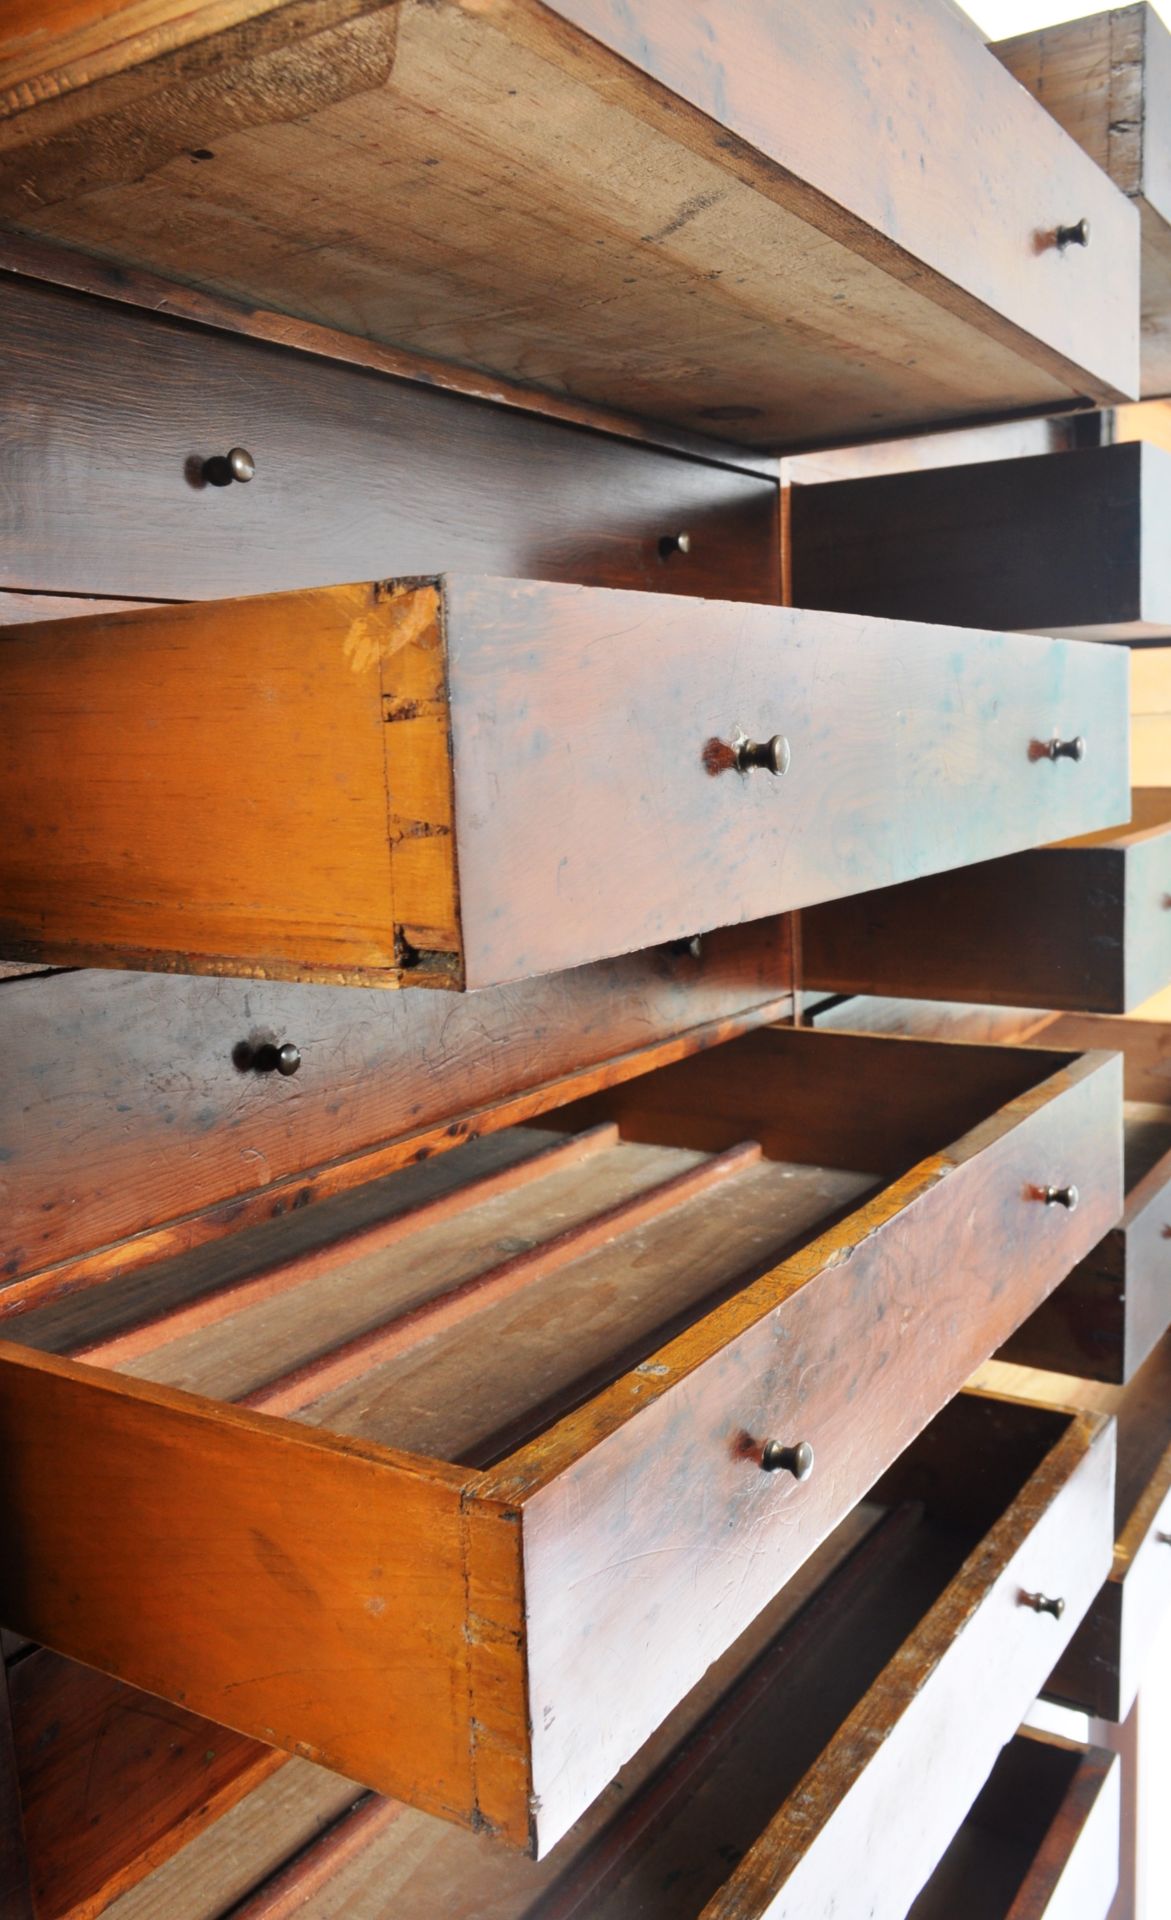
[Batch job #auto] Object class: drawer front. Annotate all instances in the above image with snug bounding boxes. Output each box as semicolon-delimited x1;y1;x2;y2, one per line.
790;441;1165;643
1050;1454;1171;1723
0;922;790;1300
547;0;1138;396
0;579;1130;990
703;1408;1116;1920
0;278;779;605
910;1734;1120;1920
495;1049;1123;1849
802;847;1131;1013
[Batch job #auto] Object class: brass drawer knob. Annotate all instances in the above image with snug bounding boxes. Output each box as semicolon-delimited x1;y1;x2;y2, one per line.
761;1439;814;1480
659;531;692;558
1021;1591;1065;1620
734;730;791;777
1042;1184;1079;1212
1056;219;1091;250
1046;735;1086;763
204;446;256;486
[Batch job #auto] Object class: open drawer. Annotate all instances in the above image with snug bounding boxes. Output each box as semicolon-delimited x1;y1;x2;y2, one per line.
803;790;1171;1017
790;441;1171;641
0;0;1139;447
909;1729;1120;1920
0;1026;1121;1857
807;995;1171;1383
983;1327;1171;1725
56;1396;1115;1920
0;576;1129;989
995;5;1171;399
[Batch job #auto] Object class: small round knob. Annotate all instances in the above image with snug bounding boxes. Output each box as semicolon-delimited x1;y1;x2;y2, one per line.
203;446;256;486
1156;1531;1171;1546
734;731;791;777
276;1042;302;1077
1046;736;1086;763
1056;219;1091;250
1043;1184;1079;1212
1021;1591;1066;1620
761;1439;814;1480
659;531;692;558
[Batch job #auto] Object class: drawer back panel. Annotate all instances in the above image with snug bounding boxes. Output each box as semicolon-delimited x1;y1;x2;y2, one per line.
0;278;779;604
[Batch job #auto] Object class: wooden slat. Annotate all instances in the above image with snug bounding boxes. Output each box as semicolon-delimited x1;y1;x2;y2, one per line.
0;1660;32;1920
241;1141;761;1419
72;1124;621;1369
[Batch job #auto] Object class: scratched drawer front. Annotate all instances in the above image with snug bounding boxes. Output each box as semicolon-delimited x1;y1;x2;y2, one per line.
0;574;1130;989
0;921;791;1301
0;1027;1124;1857
804;793;1171;1019
0;278;779;605
909;1731;1120;1920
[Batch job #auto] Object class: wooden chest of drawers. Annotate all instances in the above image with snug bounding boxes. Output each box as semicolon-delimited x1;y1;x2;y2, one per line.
0;1025;1122;1855
0;578;1131;988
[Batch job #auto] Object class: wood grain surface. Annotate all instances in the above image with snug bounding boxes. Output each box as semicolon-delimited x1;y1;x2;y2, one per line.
0;576;1128;988
0;919;790;1300
0;276;781;603
0;0;1138;446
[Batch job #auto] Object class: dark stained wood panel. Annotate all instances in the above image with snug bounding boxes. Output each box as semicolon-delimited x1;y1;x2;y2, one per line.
790;442;1171;640
802;794;1171;1018
0;277;781;604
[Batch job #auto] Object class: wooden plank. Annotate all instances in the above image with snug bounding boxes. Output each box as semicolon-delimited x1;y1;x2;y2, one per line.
790;442;1171;640
0;1347;533;1846
697;1410;1115;1920
0;582;402;981
0;273;781;603
0;918;790;1302
9;1650;284;1920
0;0;1139;447
0;1660;32;1920
801;791;1171;1019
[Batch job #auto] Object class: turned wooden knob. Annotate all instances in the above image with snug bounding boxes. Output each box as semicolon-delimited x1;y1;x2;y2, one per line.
761;1440;814;1480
